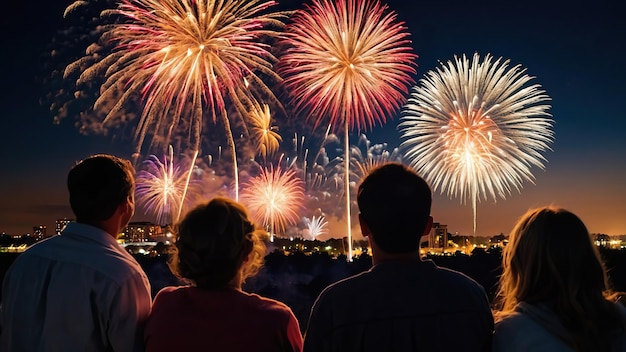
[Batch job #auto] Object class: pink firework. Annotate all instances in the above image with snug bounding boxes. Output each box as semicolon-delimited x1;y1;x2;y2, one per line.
135;146;195;225
279;0;416;259
240;166;305;241
279;0;417;131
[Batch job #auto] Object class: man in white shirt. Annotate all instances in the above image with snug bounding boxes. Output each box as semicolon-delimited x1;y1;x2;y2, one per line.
0;154;152;351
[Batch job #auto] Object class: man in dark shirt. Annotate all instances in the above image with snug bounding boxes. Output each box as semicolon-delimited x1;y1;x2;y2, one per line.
304;163;494;352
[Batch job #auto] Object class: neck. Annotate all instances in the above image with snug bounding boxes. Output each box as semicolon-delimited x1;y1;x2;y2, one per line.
369;237;421;265
372;250;421;265
91;220;120;239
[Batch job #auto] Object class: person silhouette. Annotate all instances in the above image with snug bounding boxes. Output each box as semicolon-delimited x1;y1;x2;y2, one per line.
303;162;493;352
144;197;303;352
493;206;626;351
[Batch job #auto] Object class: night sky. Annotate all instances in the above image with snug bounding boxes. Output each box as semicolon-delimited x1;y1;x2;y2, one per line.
1;0;624;238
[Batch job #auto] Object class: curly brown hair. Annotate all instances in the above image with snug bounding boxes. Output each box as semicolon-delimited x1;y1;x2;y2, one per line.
169;197;268;289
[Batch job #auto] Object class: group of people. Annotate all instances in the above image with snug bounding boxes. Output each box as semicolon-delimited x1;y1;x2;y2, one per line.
1;154;625;351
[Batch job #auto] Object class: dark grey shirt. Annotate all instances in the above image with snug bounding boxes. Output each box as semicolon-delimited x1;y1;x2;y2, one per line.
303;259;494;352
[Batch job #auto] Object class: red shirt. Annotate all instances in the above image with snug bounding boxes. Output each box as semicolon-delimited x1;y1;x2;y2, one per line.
145;286;303;352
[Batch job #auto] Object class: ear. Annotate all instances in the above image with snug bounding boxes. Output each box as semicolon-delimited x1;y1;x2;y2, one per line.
358;213;371;238
123;195;134;214
117;195;135;223
422;215;434;237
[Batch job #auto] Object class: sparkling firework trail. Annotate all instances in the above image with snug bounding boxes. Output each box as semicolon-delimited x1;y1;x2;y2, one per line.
279;0;416;260
399;53;554;233
351;133;401;183
62;0;286;199
135;146;194;225
240;166;305;241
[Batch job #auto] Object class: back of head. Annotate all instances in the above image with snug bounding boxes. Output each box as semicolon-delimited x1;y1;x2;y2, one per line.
500;206;608;309
357;163;432;254
171;197;267;289
67;154;135;224
498;206;622;350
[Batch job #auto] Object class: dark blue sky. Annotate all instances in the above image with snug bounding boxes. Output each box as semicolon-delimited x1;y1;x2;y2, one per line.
1;0;624;237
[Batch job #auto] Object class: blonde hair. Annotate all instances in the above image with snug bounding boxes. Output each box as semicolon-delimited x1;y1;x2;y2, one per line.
169;197;268;289
496;206;623;350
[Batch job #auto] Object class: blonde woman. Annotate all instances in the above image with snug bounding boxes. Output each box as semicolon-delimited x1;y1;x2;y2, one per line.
493;206;626;351
144;197;303;352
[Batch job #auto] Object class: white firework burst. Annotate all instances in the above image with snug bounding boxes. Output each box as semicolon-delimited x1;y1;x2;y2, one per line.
399;53;554;233
303;216;328;239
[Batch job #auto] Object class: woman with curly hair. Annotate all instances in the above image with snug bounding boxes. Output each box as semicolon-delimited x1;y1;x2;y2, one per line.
144;197;303;352
493;206;626;351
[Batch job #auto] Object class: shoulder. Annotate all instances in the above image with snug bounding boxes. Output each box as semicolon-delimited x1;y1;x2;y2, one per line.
10;236;57;259
27;231;145;283
243;292;297;317
493;307;573;352
495;311;536;333
493;312;541;351
424;262;491;301
407;260;490;301
320;270;370;297
242;293;303;349
305;271;369;313
149;286;189;320
234;291;301;334
430;262;483;287
94;250;149;291
318;261;489;303
153;286;185;303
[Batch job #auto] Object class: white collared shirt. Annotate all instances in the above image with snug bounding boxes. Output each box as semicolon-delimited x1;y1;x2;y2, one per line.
0;222;152;352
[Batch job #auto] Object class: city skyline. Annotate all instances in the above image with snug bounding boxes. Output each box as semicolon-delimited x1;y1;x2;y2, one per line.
1;0;624;238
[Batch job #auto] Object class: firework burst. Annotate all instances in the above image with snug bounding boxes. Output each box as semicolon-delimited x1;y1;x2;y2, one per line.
303;216;328;239
279;0;416;259
248;102;282;160
279;0;416;131
399;53;554;233
62;0;286;199
135;146;196;225
240;166;305;241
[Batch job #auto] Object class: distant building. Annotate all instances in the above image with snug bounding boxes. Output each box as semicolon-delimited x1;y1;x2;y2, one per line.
426;222;448;251
55;218;73;235
32;225;47;240
489;234;508;247
149;225;175;244
593;234;621;248
120;222;163;243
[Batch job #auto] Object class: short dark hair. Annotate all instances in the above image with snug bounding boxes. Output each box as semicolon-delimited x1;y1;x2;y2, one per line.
357;163;432;253
67;154;135;223
171;197;267;289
